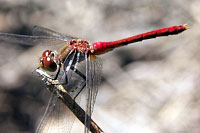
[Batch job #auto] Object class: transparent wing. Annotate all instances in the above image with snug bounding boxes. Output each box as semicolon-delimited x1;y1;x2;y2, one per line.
35;58;84;133
87;55;102;113
32;25;66;37
36;93;76;133
32;25;78;40
36;94;56;133
0;33;67;46
85;54;102;133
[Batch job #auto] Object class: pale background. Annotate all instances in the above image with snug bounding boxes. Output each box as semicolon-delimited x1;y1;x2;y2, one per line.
0;0;198;133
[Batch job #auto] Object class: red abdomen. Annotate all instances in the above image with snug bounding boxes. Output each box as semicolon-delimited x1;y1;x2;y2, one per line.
92;24;187;55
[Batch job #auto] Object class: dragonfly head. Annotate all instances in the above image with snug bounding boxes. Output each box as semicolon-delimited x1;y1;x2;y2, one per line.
39;50;57;72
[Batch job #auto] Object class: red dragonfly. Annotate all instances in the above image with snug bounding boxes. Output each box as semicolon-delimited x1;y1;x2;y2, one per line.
0;24;187;132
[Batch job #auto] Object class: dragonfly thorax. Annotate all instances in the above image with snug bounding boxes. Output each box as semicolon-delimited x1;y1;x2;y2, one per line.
70;39;92;53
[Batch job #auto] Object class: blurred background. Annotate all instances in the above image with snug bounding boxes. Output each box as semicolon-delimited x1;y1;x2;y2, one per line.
0;0;198;133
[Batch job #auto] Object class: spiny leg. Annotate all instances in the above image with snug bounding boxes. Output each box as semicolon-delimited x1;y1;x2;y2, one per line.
62;50;76;84
71;66;86;108
73;52;80;72
71;66;86;92
53;64;61;80
70;52;86;107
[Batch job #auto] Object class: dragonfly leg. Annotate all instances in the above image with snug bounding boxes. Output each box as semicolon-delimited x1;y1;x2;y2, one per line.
73;83;86;108
52;64;61;80
71;66;86;80
70;66;86;108
48;64;63;85
62;51;76;84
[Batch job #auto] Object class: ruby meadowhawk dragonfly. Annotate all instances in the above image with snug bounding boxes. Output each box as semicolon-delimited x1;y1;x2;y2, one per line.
0;24;187;133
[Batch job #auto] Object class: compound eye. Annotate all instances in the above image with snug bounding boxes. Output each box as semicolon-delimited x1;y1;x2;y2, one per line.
41;56;57;72
42;50;52;57
43;57;54;67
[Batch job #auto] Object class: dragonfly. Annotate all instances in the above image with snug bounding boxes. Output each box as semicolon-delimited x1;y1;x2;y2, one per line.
0;24;187;133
